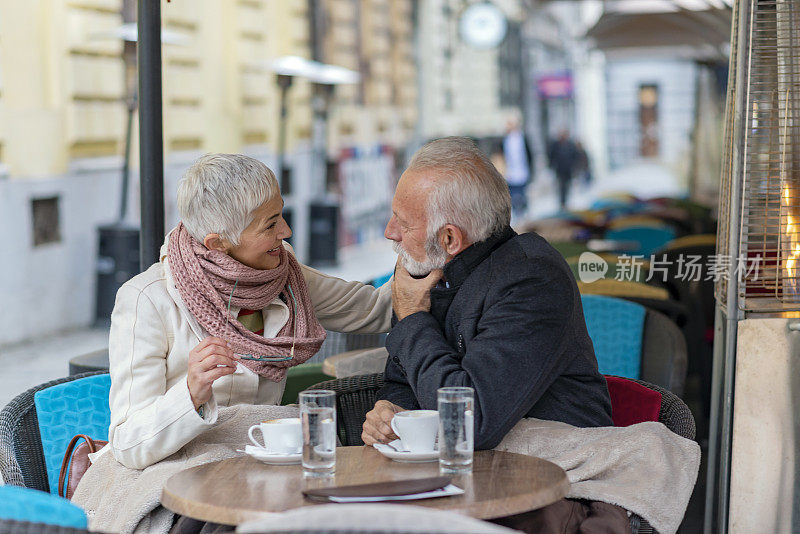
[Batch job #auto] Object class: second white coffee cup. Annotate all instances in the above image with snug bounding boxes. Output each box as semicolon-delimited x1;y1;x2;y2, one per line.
390;410;439;453
248;418;302;454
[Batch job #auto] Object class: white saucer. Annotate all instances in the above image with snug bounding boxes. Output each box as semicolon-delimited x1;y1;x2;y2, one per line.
243;445;302;465
373;440;439;463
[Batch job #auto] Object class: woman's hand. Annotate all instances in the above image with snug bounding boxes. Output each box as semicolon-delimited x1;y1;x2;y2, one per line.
187;337;239;410
362;400;405;445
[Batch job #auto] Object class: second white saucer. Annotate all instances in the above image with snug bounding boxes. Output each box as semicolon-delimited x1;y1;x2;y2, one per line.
373;440;439;463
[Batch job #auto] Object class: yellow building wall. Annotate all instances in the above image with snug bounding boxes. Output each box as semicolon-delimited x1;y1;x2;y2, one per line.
0;0;416;179
0;1;124;178
322;0;417;154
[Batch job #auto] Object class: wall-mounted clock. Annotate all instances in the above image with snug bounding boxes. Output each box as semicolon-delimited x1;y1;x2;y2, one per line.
459;2;508;50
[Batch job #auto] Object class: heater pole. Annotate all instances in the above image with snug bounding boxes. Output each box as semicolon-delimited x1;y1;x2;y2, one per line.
704;0;751;532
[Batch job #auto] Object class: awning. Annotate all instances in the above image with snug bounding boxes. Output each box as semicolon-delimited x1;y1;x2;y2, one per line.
585;8;732;59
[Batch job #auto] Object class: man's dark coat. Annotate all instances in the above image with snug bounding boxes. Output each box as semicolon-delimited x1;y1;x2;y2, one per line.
378;227;613;449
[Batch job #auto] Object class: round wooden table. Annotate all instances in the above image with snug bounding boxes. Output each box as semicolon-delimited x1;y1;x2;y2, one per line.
161;446;569;526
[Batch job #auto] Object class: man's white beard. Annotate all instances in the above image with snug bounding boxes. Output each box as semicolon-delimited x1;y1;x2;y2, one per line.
393;239;447;277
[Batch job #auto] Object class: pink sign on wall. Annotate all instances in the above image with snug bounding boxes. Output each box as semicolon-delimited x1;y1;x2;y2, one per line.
537;73;573;98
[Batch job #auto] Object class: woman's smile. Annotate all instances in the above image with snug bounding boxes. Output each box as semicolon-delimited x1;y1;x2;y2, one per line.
224;195;292;270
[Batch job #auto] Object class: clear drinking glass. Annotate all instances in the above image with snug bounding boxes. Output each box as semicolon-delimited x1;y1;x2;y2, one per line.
299;390;337;477
437;386;474;474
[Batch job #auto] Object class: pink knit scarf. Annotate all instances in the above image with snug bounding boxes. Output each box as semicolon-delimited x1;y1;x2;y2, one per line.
166;223;326;381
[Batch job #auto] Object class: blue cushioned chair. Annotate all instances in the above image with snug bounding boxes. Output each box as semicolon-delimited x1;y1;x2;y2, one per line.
605;226;677;257
581;295;687;395
581;295;646;379
34;373;111;495
0;371;109;493
0;486;88;531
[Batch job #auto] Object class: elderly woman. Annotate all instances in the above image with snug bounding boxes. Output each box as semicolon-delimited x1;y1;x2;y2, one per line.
106;154;391;470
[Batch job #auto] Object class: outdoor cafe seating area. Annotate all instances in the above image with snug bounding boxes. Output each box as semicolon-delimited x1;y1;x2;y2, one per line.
524;194;717;433
0;192;712;533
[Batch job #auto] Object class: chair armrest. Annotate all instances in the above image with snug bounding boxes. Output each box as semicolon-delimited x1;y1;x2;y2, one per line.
306;373;386;446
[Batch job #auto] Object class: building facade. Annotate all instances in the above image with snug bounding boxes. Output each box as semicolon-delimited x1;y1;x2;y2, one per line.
416;0;528;142
0;0;416;347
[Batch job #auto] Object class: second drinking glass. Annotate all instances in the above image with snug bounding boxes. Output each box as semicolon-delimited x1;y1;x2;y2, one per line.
437;386;474;474
299;389;337;477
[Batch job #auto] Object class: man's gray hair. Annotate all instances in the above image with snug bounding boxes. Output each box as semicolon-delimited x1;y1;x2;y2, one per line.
177;153;278;245
408;137;511;244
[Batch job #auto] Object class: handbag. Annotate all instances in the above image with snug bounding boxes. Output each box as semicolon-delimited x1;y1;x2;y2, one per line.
58;434;108;499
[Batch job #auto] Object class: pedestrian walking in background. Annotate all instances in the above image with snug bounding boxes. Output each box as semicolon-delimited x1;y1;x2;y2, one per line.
547;130;579;209
502;116;534;218
575;141;592;186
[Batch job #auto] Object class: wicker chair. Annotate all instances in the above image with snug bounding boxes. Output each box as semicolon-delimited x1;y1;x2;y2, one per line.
609;377;695;534
615;377;695;440
0;371;108;491
306;373;385;447
305;373;696;534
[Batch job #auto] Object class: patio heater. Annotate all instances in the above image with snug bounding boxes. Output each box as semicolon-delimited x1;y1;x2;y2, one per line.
267;56;359;265
707;1;800;532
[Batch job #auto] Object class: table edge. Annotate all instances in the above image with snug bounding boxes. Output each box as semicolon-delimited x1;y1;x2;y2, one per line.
161;484;272;526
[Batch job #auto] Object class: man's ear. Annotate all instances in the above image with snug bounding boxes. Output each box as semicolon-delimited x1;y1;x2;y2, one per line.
203;233;228;252
439;224;471;256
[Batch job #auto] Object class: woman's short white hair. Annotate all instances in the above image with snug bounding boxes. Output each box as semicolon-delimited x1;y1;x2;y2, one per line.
177;153;278;245
408;137;511;244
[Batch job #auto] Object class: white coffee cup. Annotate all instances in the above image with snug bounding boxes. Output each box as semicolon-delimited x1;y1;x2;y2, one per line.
248;418;302;454
390;410;439;453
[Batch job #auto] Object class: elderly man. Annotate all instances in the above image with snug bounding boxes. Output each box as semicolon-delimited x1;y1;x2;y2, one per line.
362;137;623;532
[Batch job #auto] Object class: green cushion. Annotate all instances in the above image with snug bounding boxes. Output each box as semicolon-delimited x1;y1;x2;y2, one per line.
550;241;590;260
281;363;330;405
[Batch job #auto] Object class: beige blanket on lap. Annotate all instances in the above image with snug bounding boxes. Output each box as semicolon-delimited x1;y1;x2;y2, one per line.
495;419;700;534
72;405;299;534
73;410;699;534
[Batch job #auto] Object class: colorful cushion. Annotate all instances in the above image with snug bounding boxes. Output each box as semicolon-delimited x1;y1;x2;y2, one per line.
581;295;645;379
606;375;662;427
34;373;111;494
605;226;677;257
0;485;87;529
